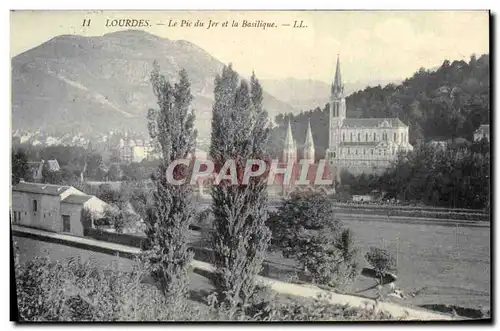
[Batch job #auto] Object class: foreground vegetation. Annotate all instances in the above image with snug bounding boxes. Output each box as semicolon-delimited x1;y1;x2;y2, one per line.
14;254;394;322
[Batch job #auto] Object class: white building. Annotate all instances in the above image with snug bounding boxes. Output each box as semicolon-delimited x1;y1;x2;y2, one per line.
473;124;490;142
118;138;158;163
325;56;413;175
11;181;109;237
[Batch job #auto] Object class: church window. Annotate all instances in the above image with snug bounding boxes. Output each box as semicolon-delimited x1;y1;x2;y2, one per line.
342;133;345;141
355;149;358;155
363;149;366;155
333;152;336;158
365;133;368;141
357;133;361;141
394;132;397;141
383;132;387;141
374;132;377;141
401;132;403;142
371;149;374;155
347;148;350;155
350;133;353;141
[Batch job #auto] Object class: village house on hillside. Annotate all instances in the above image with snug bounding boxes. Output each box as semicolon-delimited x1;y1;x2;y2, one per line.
11;181;109;237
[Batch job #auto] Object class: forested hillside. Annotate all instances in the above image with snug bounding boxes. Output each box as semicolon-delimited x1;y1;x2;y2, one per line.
267;54;490;159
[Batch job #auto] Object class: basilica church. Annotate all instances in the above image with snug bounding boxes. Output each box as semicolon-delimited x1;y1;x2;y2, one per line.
282;56;414;177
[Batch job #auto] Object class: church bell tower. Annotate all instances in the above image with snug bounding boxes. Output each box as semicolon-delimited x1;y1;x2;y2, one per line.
326;54;346;163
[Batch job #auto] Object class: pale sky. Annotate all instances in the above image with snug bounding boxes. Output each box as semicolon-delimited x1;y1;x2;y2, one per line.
10;10;489;83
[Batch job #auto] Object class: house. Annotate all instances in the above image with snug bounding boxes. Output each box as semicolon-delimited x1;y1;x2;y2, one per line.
473;124;490;142
27;159;60;183
27;161;44;182
11;181;109;237
352;194;375;202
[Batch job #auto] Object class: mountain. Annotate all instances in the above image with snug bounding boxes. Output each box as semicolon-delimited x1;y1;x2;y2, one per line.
11;30;296;140
260;77;401;114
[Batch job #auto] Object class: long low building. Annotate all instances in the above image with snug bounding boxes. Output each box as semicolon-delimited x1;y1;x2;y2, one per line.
11;181;110;236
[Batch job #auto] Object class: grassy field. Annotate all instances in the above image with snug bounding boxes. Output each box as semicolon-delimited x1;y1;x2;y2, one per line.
345;219;490;311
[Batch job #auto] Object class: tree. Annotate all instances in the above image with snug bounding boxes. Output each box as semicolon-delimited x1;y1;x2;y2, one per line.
271;192;358;288
210;66;271;311
273;191;342;260
365;247;396;285
80;207;93;232
12;150;31;184
106;164;122;181
96;184;121;205
143;63;197;301
85;153;106;180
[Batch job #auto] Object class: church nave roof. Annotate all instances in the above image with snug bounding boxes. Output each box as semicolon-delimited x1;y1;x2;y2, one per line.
341;118;408;129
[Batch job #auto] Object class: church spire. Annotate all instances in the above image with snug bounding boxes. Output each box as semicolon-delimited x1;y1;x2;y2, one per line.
304;119;314;148
303;118;315;164
332;54;343;96
283;118;296;163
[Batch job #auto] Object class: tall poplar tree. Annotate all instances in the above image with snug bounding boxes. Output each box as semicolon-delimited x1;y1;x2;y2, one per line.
144;62;197;300
210;65;271;310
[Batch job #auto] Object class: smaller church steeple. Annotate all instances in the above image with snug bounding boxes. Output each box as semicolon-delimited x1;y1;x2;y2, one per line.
303;119;315;164
283;119;297;163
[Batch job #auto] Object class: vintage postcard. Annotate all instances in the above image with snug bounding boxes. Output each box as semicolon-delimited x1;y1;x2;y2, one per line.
10;10;491;322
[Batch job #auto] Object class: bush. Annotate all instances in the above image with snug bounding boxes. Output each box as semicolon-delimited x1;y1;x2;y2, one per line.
80;207;93;230
273;191;342;259
194;208;213;229
297;230;358;290
206;285;393;321
365;247;396;283
14;253;202;321
96;184;121;205
15;253;396;321
270;192;358;289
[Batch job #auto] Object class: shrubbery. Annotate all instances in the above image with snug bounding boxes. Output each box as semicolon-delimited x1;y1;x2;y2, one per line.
365;247;397;284
14;253;202;322
14;254;394;321
194;208;213;229
270;191;359;290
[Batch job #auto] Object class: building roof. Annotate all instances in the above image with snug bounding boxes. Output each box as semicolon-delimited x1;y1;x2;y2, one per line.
342;118;408;129
61;194;93;204
46;159;60;171
13;181;71;196
339;141;381;147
